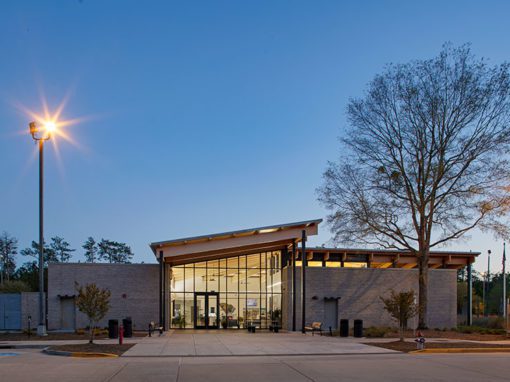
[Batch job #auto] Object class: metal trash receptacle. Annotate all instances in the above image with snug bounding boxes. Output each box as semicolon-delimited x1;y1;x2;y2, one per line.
340;319;349;337
122;317;133;338
354;319;363;338
108;319;118;339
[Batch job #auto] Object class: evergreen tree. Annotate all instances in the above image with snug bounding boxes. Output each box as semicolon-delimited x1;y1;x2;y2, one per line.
98;239;133;264
0;232;18;284
50;236;75;262
20;240;58;265
82;237;98;263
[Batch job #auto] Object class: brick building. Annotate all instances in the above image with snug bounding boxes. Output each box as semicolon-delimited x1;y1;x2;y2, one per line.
47;219;477;332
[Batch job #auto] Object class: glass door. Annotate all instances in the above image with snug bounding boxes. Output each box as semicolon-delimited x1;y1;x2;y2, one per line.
195;294;206;328
194;292;219;329
207;294;218;328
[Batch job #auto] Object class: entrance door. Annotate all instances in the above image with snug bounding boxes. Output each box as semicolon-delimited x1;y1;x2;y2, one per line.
194;292;219;329
324;299;338;331
60;298;76;331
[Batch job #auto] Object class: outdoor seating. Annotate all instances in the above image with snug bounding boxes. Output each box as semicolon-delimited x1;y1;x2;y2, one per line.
304;322;323;336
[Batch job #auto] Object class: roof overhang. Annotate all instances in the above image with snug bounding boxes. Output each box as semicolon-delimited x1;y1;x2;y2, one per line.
150;219;321;264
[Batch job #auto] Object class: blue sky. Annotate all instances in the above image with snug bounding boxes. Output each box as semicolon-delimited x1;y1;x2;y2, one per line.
1;0;509;272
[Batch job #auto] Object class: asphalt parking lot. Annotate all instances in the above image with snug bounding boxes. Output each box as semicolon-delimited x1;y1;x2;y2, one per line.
2;349;510;382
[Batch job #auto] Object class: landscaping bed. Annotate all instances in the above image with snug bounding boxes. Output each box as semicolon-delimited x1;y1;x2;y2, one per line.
46;343;134;356
364;327;508;341
0;331;147;342
366;341;510;353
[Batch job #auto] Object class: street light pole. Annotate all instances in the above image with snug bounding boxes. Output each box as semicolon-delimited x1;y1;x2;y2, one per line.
38;139;46;336
29;121;53;336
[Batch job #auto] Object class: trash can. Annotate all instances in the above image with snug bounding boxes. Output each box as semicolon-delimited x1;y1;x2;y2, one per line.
122;317;133;338
340;319;349;337
354;319;363;338
108;319;118;339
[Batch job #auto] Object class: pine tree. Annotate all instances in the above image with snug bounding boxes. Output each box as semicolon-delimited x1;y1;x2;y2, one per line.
50;236;75;263
0;232;18;284
82;237;98;263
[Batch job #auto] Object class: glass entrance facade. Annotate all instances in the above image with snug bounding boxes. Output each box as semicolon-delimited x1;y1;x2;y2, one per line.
170;251;282;329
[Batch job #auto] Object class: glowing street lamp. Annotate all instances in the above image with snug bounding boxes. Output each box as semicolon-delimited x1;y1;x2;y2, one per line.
29;119;58;336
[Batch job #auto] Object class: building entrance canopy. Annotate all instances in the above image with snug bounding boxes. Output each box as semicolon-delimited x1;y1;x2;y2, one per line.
150;219;321;265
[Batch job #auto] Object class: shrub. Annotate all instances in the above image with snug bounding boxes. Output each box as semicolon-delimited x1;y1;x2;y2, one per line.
364;326;394;338
0;280;32;293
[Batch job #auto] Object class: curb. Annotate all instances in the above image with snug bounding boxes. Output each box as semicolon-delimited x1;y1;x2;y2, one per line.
410;348;510;354
43;347;119;358
0;344;48;349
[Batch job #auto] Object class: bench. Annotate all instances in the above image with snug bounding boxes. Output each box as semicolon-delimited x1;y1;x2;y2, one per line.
304;322;323;336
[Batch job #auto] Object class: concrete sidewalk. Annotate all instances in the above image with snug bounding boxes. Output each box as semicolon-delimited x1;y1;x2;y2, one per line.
122;331;397;357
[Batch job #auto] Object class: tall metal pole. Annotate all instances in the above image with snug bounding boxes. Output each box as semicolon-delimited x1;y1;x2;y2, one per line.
486;250;491;316
37;139;47;336
467;262;472;326
503;243;506;320
300;230;306;334
292;241;296;332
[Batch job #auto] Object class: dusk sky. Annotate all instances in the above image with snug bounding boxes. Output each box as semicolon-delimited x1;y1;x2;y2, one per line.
1;1;509;272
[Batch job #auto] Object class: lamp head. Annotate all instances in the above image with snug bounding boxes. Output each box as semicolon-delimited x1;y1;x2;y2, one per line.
29;121;37;136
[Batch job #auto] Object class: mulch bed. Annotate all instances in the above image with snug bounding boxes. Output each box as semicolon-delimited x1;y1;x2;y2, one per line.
382;329;507;341
47;343;134;356
0;331;147;342
366;341;510;353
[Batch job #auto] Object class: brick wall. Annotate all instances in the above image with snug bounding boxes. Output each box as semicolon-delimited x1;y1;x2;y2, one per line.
282;267;457;330
48;263;159;331
21;292;41;331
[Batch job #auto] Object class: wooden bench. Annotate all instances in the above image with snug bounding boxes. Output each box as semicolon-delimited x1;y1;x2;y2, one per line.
304;322;323;336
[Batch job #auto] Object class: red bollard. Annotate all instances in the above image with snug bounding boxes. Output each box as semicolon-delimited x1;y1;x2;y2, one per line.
119;325;124;345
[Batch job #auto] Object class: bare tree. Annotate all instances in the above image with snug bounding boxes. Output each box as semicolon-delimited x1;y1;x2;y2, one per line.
318;44;510;328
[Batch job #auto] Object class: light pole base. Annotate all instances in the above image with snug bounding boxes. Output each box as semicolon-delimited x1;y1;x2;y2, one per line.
37;324;48;336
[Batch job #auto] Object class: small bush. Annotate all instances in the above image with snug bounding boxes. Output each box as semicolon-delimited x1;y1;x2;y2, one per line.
364;326;394;338
456;325;505;335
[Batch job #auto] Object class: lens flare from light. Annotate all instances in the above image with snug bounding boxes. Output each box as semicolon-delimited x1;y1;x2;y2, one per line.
44;121;57;133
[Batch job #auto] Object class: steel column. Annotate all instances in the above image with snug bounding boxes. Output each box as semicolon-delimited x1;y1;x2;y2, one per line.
301;230;306;333
159;251;163;328
292;241;296;331
467;262;472;326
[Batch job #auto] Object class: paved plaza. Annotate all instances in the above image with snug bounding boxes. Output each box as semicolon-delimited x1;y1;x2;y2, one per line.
123;331;396;357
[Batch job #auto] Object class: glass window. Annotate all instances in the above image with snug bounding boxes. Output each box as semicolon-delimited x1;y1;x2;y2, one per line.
207;267;220;292
238;269;247;293
195;268;207;291
308;261;323;267
227;256;239;269
171;293;185;328
184;293;194;328
219;268;227;292
226;269;238;292
344;262;367;268
171;267;185;292
239;296;246;329
246;294;260;328
247;269;260;292
326;261;341;268
169;251;283;329
246;253;260;269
